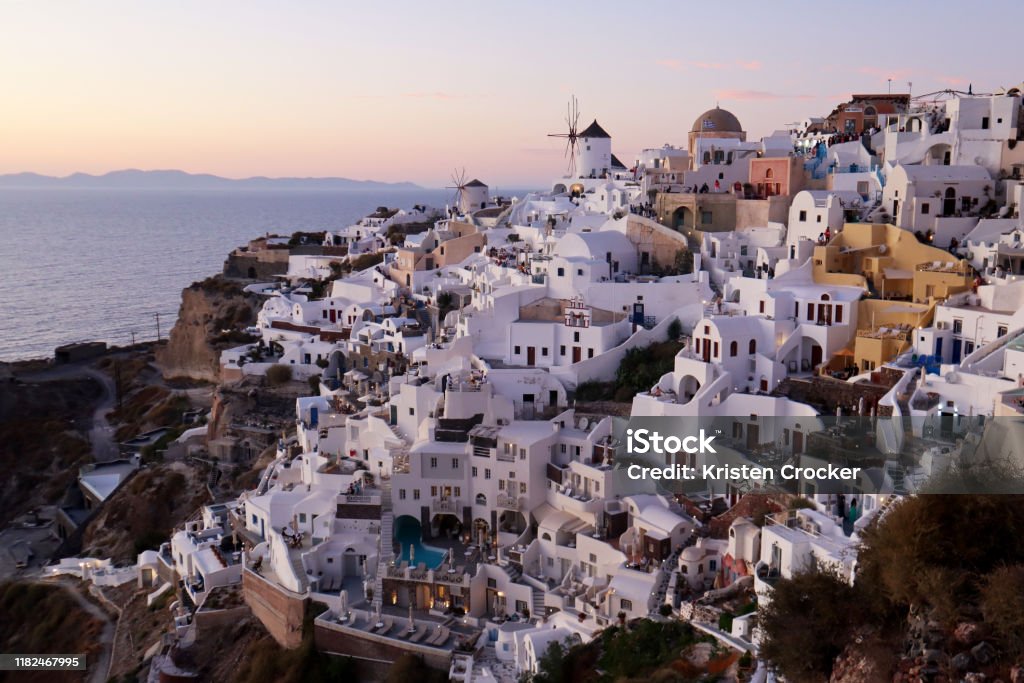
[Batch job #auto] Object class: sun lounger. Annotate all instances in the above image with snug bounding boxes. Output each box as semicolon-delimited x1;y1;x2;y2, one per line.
426;626;449;646
409;625;428;643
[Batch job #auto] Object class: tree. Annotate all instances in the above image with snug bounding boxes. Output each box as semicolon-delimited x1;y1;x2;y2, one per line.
759;566;863;683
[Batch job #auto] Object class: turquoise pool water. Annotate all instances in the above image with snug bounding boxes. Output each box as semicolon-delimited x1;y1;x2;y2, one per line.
394;516;446;569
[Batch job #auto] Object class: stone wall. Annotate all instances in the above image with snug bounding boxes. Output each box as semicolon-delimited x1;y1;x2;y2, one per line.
242;569;308;649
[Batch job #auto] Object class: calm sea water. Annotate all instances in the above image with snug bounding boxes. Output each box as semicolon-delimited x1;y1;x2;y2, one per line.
0;188;458;362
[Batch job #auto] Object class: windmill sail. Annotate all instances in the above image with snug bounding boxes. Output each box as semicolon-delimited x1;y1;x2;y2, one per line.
548;96;581;177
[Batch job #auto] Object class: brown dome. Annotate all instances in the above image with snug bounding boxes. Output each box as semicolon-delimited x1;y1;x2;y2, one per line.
691;107;743;133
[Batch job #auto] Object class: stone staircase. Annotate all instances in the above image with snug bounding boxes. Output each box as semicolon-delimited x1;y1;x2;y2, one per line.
289;552;308;592
531;588;546;618
372;479;394;611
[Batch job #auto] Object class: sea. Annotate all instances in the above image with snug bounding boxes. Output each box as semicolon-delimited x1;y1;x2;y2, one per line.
0;187;480;362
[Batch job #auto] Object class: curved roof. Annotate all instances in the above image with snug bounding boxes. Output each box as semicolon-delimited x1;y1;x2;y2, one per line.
692;107;743;133
556;230;633;260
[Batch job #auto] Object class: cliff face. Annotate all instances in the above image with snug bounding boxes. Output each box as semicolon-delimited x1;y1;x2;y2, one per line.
156;276;259;383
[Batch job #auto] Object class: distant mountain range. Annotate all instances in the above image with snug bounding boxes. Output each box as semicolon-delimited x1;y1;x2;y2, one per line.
0;169;421;190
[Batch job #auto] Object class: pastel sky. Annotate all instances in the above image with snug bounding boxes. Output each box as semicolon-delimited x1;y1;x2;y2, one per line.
2;1;1022;188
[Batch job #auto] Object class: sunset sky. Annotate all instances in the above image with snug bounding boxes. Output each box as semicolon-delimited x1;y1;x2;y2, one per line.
2;1;1022;187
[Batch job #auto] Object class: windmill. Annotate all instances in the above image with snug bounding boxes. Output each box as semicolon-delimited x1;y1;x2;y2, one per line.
548;96;581;177
446;168;469;216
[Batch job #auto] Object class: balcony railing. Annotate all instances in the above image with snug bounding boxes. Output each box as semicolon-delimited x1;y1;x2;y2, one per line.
431;498;460;515
496;495;520;510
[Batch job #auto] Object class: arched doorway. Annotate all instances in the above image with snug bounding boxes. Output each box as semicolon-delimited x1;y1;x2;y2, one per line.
678;375;701;403
672;206;693;232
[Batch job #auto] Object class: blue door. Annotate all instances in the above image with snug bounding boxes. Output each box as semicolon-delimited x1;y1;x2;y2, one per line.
952;338;962;364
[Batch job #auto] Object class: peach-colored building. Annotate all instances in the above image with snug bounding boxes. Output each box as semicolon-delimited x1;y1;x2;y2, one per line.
389;221;486;289
748;156;804;199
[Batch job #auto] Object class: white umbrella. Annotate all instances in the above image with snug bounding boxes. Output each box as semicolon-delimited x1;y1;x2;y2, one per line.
410;544;415;563
407;602;416;632
339;589;348;617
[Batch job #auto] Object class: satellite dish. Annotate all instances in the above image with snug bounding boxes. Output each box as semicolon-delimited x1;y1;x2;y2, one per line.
878;244;888;254
945;371;960;384
578;417;589;431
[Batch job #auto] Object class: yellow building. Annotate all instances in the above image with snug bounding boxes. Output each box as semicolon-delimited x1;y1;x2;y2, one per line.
814;223;971;373
812;223;973;304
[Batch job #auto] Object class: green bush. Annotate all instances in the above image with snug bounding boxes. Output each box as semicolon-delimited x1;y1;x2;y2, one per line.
667;318;682;341
266;364;293;386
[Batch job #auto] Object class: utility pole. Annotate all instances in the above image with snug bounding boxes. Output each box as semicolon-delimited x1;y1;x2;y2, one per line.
155;313;161;342
115;361;123;411
130;330;136;346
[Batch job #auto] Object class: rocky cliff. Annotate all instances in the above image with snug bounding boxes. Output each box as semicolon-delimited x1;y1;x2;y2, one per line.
156;276;259;383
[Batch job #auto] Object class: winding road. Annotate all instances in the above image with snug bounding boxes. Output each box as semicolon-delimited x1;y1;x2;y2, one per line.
22;362;119;462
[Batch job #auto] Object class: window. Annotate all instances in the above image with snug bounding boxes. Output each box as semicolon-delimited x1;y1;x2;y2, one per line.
514;345;521;355
485;469;492;480
542;347;549;356
998;325;1008;338
799;210;807;222
431;486;437;497
730;341;738;357
710;559;717;571
560;444;566;453
807;303;814;320
922;202;930;215
620;599;633;611
560;345;566;356
574;332;580;342
499;480;505;490
472;466;478;477
835;306;843;323
557;267;565;277
982;116;990;130
413;489;420;500
588;348;594;358
430;457;438;468
299;513;307;523
454;487;461;497
816;215;822;223
759;300;765;313
399;489;406;500
701;210;713;224
520;482;527;494
452;458;460;468
953;319;963;334
409;407;415;416
749;339;757;354
577;269;583;276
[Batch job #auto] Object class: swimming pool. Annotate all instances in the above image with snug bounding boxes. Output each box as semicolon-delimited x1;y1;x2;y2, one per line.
394;516;447;569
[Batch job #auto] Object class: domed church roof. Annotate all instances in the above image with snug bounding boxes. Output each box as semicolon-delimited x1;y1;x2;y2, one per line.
691;107;743;133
